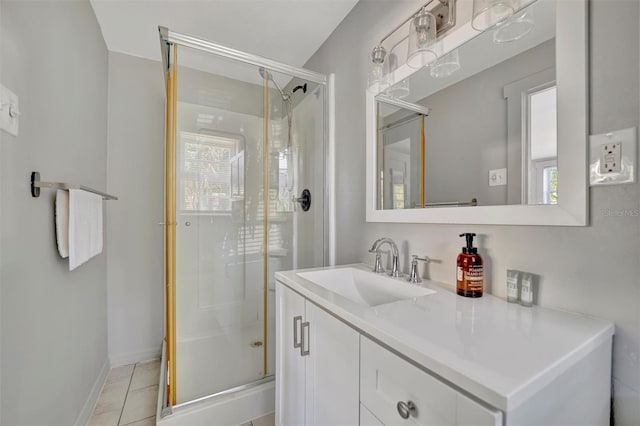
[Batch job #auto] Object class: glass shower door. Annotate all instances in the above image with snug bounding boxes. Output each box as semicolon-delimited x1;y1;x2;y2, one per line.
167;44;326;405
264;68;326;375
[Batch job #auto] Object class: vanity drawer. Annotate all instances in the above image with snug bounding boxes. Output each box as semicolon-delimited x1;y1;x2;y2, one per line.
360;404;384;426
360;336;501;426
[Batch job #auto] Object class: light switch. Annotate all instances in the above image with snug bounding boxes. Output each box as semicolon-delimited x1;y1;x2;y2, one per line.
489;168;507;187
0;84;20;137
590;127;636;186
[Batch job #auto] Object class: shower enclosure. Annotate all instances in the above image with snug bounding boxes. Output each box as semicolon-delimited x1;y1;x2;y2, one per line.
158;28;331;423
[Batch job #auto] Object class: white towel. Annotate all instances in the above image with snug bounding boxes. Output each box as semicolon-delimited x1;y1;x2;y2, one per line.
55;190;69;258
68;189;103;271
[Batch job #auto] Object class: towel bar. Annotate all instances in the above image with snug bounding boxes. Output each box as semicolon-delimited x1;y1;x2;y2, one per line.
30;171;118;200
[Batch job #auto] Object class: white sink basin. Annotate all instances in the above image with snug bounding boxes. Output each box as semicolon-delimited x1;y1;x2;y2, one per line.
296;267;436;307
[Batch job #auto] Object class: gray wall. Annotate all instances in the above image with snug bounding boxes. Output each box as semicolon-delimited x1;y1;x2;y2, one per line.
106;52;165;365
0;1;109;425
305;0;640;423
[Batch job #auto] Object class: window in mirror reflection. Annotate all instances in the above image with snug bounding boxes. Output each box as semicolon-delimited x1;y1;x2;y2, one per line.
528;85;557;204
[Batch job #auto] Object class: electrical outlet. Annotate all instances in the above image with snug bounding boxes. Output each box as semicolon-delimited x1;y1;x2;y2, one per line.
600;143;621;173
590;127;636;186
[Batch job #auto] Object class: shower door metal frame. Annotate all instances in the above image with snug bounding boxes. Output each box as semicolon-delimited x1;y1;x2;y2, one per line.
159;26;334;412
160;27;327;85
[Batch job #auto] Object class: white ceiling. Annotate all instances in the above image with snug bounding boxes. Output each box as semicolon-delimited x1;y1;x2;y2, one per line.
90;0;358;68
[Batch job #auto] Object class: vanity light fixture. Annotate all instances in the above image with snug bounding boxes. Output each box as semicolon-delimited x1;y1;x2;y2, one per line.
385;54;410;98
367;0;456;92
493;4;535;43
386;78;411;99
407;8;438;69
472;0;536;38
471;0;515;31
367;45;389;93
430;48;460;78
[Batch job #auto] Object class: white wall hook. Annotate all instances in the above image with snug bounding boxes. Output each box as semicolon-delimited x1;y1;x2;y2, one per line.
9;105;21;118
1;83;20;137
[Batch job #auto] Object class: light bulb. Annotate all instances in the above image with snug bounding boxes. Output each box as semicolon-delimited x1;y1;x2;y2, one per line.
413;10;433;47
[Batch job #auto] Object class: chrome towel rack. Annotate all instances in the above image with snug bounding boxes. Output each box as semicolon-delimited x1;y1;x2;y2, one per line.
413;198;478;208
30;171;118;200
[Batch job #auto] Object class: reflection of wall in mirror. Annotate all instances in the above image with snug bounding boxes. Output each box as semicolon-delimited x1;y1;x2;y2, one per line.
381;119;422;209
419;39;555;206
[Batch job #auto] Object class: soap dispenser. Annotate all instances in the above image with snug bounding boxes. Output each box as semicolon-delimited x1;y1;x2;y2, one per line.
457;233;484;298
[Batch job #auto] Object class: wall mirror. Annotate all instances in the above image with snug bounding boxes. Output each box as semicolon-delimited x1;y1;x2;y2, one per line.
366;0;588;226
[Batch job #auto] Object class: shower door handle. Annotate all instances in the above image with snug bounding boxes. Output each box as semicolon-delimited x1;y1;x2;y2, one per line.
292;189;311;212
293;316;302;349
300;321;310;356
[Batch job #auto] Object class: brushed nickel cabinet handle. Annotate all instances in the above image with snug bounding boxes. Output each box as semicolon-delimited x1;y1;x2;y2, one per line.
293;316;302;349
397;401;416;419
301;321;310;356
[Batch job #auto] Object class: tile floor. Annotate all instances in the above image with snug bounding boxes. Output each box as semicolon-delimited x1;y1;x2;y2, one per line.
89;360;160;426
89;360;275;426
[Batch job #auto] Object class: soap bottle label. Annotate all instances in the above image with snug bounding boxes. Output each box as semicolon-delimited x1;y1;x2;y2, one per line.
466;265;484;291
457;266;463;281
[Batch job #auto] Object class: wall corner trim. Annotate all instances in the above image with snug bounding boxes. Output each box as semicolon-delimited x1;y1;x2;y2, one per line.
74;357;111;426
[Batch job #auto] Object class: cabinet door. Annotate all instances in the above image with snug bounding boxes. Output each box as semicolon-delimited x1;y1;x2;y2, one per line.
304;302;360;426
276;283;306;426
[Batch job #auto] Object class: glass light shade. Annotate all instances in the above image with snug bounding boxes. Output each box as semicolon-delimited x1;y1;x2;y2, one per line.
367;46;389;93
384;53;410;99
471;0;514;31
386;79;410;99
493;7;534;43
367;62;389;93
430;49;460;78
407;10;437;69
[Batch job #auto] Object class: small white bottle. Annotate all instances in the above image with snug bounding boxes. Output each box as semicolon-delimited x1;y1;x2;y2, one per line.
506;270;520;303
520;273;534;307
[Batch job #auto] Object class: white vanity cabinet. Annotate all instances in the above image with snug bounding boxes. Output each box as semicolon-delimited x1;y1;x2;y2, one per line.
276;281;500;426
275;265;614;426
275;282;360;426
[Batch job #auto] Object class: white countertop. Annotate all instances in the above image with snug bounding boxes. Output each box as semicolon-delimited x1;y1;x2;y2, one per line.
275;263;614;412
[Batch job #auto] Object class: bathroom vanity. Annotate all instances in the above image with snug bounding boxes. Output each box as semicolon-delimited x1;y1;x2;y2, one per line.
275;264;614;426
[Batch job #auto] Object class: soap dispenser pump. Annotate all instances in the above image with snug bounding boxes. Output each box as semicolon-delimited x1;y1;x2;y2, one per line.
457;233;484;298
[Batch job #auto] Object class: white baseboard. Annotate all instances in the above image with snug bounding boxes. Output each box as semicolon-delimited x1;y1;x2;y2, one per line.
75;357;111;426
110;347;161;367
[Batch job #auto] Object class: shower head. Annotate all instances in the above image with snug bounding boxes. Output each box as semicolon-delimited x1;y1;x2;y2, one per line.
258;67;289;102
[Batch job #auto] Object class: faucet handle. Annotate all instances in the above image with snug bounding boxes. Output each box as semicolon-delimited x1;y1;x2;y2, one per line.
372;252;385;273
408;255;430;283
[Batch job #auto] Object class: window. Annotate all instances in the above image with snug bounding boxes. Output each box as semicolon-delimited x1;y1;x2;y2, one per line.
503;68;556;205
528;86;557;204
543;165;558;204
179;132;239;212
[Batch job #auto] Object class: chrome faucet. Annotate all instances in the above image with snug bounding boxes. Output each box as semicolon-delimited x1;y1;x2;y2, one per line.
368;238;401;278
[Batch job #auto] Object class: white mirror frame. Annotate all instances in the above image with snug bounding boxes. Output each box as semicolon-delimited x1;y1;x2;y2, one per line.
366;0;588;226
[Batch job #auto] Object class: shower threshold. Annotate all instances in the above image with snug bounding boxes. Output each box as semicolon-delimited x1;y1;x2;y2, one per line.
173;376;275;411
158;341;275;425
